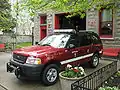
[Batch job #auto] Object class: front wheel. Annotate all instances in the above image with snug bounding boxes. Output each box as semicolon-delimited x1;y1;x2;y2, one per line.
89;54;99;68
42;64;59;85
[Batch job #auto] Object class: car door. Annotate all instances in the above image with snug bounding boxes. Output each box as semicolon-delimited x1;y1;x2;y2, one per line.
77;33;92;64
91;34;103;52
60;34;80;66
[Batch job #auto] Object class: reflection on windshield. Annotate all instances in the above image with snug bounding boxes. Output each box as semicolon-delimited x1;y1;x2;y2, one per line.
39;34;70;48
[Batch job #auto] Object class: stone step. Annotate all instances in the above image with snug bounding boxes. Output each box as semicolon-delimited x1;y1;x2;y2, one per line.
102;41;120;45
102;39;120;45
103;44;120;48
102;56;119;61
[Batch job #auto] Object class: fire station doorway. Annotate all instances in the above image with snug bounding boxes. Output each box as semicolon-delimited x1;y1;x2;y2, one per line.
55;14;86;30
41;29;47;40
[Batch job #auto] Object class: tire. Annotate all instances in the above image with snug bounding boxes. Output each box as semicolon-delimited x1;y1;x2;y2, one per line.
90;54;99;68
15;68;22;79
42;64;59;85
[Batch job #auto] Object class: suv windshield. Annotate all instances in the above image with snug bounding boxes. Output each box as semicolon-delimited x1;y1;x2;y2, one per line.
38;34;70;48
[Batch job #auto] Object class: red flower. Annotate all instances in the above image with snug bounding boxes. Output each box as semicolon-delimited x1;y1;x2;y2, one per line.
72;68;79;73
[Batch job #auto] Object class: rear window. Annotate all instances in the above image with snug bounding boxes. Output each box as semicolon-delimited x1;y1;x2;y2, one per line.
92;34;101;44
79;34;91;46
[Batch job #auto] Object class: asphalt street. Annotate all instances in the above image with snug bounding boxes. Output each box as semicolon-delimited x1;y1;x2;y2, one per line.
0;52;114;90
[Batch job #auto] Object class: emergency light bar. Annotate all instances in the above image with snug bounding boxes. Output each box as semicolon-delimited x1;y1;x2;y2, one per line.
54;29;74;33
54;29;94;33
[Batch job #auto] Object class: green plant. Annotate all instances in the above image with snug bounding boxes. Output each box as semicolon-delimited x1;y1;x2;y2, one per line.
115;71;120;77
61;64;85;78
98;86;119;90
16;42;32;49
0;41;2;44
5;43;12;50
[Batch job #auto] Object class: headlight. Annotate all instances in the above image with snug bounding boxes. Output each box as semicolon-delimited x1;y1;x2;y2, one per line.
26;56;41;64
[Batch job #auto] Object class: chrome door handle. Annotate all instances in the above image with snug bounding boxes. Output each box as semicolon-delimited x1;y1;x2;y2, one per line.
72;51;78;53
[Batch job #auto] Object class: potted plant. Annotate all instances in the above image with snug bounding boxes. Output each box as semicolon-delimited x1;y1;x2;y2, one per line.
59;64;86;90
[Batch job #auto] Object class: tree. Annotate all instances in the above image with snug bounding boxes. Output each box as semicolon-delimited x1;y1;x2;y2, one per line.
21;0;116;18
0;0;16;31
11;0;34;35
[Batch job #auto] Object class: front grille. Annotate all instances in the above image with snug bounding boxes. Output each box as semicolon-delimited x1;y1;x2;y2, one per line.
13;53;27;63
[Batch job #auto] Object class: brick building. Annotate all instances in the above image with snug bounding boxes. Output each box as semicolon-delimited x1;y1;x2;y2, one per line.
33;2;120;48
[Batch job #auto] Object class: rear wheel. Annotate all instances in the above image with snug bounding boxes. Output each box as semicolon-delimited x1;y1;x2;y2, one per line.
90;54;99;68
42;64;59;85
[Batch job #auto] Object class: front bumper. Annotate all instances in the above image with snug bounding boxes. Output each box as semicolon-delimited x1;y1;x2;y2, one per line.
7;59;45;80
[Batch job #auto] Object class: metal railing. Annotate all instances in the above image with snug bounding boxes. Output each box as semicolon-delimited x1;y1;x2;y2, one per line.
71;61;117;90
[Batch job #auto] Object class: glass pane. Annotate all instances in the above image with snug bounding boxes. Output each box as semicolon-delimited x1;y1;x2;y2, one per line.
101;22;112;35
102;9;112;22
39;34;70;48
100;9;113;36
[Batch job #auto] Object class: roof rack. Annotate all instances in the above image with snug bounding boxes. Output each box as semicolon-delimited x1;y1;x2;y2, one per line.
54;29;95;34
86;30;95;32
78;30;94;32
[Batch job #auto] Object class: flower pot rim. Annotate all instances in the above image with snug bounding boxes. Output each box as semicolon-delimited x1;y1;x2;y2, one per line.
59;71;86;80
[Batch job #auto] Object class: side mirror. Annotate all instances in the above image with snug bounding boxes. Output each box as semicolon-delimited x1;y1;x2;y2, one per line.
35;42;38;45
69;44;75;48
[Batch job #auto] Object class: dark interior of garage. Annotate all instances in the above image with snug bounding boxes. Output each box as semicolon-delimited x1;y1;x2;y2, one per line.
59;15;86;30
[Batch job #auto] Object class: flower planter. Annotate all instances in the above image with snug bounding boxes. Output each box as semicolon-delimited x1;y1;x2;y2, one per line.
59;71;85;90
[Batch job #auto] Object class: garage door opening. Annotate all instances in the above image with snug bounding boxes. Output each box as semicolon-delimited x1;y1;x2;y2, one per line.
55;14;86;31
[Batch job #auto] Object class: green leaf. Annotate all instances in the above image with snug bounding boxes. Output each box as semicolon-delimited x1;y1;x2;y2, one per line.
0;0;16;31
20;0;115;18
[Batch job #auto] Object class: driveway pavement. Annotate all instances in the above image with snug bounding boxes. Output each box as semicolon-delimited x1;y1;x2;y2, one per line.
0;52;115;90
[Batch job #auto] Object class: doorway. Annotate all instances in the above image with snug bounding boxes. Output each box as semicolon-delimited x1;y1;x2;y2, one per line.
58;14;86;30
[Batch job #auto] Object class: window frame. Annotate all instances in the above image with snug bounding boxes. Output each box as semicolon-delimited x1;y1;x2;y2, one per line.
99;9;113;38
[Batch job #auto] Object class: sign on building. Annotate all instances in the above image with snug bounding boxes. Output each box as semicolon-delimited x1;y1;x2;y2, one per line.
47;13;54;35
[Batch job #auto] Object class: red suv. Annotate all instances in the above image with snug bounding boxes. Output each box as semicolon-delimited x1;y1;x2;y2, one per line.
7;30;103;85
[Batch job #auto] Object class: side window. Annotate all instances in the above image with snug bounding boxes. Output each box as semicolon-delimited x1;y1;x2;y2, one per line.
67;35;78;48
92;35;101;44
80;34;91;46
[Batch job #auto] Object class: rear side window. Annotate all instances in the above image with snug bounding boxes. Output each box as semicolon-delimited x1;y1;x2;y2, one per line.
92;34;101;44
79;34;91;46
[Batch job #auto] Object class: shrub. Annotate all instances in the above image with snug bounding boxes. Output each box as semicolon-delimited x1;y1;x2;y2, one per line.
98;87;119;90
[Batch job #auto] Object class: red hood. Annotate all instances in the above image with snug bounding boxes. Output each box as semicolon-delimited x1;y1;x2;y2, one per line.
13;45;58;57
